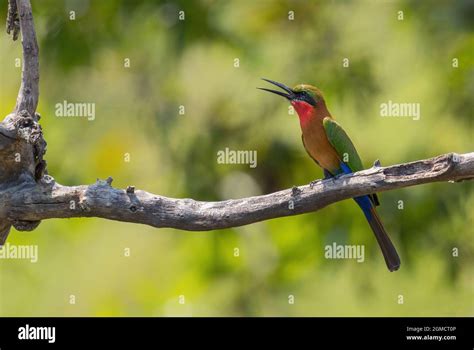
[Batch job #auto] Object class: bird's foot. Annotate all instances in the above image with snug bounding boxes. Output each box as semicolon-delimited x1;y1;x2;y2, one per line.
309;179;320;189
323;169;333;180
311;170;336;188
291;186;302;196
330;172;346;181
372;159;382;168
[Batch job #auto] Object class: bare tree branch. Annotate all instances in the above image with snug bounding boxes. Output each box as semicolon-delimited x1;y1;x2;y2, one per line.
1;0;44;243
1;153;472;233
12;0;39;116
6;0;19;41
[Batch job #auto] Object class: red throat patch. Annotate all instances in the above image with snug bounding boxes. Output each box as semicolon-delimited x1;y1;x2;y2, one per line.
291;100;315;127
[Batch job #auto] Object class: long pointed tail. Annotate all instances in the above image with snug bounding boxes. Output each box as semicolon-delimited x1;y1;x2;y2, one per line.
354;195;401;272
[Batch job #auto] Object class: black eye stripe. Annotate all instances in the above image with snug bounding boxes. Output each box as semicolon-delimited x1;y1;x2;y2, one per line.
296;91;316;106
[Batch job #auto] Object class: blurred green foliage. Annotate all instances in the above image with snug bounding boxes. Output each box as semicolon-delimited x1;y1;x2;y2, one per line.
0;0;472;316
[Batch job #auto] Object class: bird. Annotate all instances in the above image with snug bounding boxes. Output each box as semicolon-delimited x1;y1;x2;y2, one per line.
259;78;401;272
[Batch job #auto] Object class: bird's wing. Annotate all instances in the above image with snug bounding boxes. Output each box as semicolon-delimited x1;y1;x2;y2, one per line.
323;117;364;172
323;117;379;206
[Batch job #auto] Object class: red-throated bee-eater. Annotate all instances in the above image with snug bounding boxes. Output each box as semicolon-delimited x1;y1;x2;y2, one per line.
259;78;400;271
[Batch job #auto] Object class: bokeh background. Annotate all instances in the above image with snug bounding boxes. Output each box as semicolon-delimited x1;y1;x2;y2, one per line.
0;0;472;316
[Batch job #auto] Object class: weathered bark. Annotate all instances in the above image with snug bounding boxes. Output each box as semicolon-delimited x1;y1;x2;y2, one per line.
1;0;45;244
12;0;39;115
2;153;473;234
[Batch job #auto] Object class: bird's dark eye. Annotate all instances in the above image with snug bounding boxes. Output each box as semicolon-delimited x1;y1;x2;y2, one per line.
298;91;316;106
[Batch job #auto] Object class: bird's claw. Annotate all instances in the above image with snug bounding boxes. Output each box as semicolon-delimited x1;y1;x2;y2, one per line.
323;169;333;180
373;159;381;168
309;179;319;189
291;186;302;196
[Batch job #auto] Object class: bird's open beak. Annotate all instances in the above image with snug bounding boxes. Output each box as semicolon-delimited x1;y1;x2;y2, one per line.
258;78;295;100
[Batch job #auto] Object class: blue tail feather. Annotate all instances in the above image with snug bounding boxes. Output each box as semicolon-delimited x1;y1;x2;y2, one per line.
336;162;400;271
354;195;375;220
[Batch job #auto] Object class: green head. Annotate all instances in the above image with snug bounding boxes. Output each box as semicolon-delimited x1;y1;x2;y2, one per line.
258;78;325;108
291;84;325;106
